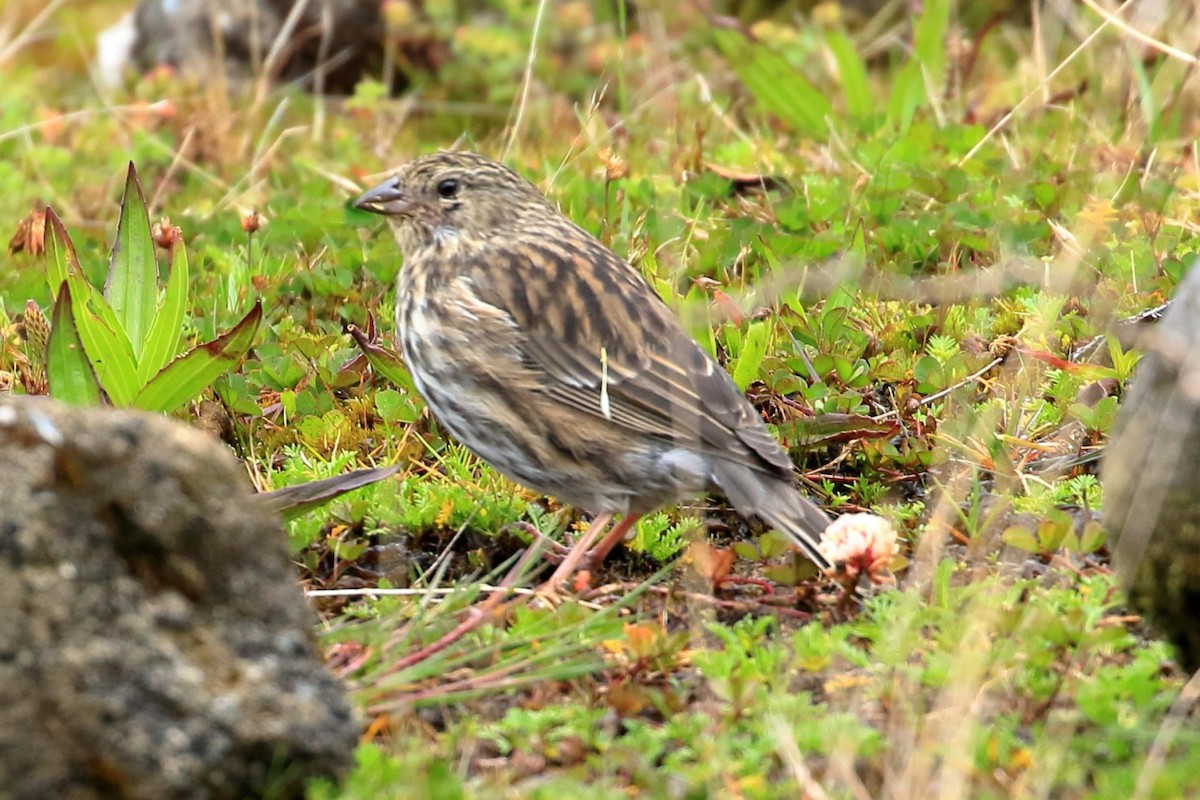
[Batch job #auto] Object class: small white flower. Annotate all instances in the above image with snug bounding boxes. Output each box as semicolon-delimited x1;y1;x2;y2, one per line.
818;513;899;583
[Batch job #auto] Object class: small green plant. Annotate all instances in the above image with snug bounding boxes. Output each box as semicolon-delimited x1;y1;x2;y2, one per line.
362;448;529;545
629;511;700;561
1002;508;1107;558
38;163;261;411
732;530;821;586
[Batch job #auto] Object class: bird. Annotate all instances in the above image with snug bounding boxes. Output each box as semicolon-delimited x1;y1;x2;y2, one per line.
353;151;832;588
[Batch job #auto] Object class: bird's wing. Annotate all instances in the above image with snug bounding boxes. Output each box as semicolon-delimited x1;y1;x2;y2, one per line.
460;233;795;479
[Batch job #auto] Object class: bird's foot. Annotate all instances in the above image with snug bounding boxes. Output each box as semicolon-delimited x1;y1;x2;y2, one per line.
506;521;572;564
576;514;642;573
535;513;613;595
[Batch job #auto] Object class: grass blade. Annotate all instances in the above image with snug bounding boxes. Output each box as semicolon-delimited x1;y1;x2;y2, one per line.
712;26;831;138
825;27;873;123
887;0;950;128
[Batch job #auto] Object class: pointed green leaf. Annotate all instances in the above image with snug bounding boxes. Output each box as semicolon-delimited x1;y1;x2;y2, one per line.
47;284;103;406
134;302;262;412
44;207;81;296
74;273;133;351
731;320;770;391
137;240;189;383
105;163;158;359
46;206;136;357
44;206;138;403
347;324;416;392
70;282;140;405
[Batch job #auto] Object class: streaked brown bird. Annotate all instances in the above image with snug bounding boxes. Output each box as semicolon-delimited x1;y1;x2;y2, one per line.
354;151;831;587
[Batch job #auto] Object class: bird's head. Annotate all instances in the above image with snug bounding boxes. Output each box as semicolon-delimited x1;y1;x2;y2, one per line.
353;151;556;256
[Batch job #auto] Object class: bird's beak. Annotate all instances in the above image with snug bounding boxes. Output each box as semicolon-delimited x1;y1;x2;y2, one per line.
353;177;411;216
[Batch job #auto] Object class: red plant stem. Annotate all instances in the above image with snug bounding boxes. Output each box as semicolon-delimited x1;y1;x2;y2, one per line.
383;543;545;674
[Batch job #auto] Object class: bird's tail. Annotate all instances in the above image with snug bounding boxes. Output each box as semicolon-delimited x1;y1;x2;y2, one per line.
257;465;400;520
712;461;832;571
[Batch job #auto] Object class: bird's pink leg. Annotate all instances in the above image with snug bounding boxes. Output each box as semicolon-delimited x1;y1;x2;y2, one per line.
582;513;641;568
542;511;613;591
506;521;571;563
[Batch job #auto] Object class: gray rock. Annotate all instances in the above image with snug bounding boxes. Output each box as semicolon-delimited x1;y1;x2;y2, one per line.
0;397;357;800
102;0;403;94
1103;260;1200;670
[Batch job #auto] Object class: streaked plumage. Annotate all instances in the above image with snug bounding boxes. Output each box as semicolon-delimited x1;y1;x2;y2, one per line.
354;151;831;582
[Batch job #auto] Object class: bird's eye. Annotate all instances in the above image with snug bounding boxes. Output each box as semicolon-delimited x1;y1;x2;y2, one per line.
436;178;460;199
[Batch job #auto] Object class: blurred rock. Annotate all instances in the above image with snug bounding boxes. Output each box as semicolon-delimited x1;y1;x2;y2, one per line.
99;0;445;94
1103;260;1200;671
97;10;139;87
0;397;357;800
713;0;1036;28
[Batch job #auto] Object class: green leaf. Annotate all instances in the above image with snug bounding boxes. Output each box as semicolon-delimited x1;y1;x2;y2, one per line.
134;302;262;412
759;531;789;559
70;281;140;405
47;283;102;406
347;324;417;392
1078;520;1107;554
1001;525;1039;554
1035;510;1072;553
712;26;831;138
105;163;158;359
731;320;770;391
732;542;761;561
67;255;134;353
137;238;189;383
44;206;139;403
375;388;423;425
